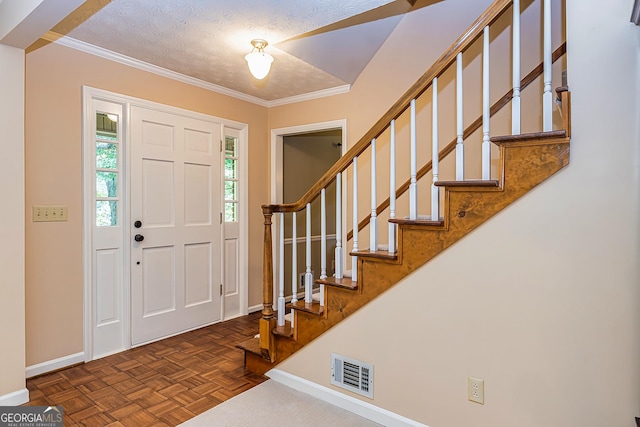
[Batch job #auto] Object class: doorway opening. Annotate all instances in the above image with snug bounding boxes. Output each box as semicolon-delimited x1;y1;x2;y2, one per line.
270;120;347;304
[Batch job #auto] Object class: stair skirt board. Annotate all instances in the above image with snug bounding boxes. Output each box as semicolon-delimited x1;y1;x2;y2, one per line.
0;388;29;406
267;369;429;427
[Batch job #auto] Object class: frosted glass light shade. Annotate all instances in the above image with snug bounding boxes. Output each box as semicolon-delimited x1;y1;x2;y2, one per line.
245;51;274;80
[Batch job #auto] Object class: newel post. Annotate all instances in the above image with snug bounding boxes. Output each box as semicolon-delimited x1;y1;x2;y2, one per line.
260;205;277;362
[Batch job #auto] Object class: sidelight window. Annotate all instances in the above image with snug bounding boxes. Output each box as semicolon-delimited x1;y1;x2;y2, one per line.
95;112;120;226
224;135;239;222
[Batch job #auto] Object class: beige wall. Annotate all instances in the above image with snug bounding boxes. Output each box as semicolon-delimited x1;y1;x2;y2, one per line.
276;0;640;426
25;42;268;366
0;44;26;398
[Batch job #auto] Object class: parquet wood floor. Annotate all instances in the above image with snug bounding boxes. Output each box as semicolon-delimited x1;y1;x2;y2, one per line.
24;312;266;426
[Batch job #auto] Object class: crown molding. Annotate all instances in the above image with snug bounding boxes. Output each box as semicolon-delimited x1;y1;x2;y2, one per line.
266;84;351;107
41;32;350;107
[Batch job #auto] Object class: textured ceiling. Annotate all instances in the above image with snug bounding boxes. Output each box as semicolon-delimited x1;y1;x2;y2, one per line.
50;0;426;102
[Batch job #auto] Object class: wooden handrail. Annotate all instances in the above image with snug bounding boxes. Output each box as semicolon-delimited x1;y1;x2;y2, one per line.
261;0;513;216
346;41;567;241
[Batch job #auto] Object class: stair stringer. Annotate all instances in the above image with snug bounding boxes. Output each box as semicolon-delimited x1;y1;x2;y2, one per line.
243;135;570;374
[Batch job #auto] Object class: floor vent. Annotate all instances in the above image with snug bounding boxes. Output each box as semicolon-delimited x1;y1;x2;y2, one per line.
330;353;374;399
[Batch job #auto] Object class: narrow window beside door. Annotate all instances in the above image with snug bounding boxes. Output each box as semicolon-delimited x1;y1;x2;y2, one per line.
224;136;239;222
95;112;120;227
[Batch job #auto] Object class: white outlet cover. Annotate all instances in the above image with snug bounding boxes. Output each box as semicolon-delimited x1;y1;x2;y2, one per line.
468;377;484;405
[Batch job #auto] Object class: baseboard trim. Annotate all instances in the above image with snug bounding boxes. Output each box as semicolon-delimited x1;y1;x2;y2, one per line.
26;352;85;379
248;304;262;313
0;388;29;406
266;369;429;427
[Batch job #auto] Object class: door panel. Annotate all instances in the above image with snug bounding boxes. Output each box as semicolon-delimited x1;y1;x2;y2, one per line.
185;243;213;307
96;248;121;326
143;159;174;226
131;106;221;345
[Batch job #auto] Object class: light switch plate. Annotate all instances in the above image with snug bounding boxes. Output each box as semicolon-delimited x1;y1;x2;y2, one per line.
468;377;484;404
33;206;68;222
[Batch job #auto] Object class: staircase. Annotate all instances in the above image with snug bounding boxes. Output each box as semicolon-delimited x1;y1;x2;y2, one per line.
238;0;571;375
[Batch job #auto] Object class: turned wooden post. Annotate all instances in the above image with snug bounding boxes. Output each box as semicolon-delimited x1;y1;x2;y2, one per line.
260;206;277;362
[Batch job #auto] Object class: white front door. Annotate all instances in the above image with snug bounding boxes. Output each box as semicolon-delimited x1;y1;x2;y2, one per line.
130;106;222;345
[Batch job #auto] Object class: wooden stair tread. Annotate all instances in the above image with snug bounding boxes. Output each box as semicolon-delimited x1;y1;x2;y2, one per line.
389;218;444;227
287;300;324;316
316;277;358;290
350;249;397;261
490;129;567;144
273;322;293;338
434;180;499;188
235;337;262;357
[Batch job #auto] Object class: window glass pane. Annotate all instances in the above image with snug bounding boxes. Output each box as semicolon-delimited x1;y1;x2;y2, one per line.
225;202;237;222
96;201;118;226
224;180;236;201
96;142;118;169
97;172;118;198
225;136;237;157
224;158;236;179
96;112;118;140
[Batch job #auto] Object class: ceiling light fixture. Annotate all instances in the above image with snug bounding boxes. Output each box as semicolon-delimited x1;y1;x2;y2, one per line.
245;39;274;80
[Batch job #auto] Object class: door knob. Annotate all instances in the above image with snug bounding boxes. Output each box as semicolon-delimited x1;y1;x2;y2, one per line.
134;234;144;242
134;220;142;228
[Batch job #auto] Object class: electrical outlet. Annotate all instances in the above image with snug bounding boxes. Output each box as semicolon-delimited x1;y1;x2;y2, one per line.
468;377;484;404
33;206;68;222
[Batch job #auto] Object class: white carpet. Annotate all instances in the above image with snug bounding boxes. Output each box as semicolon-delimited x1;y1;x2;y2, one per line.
178;380;382;426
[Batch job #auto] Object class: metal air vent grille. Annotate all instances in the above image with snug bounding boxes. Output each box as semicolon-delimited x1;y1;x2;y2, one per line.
330;353;374;399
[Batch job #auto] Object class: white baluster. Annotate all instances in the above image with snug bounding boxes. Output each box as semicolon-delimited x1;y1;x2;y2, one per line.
305;203;313;304
482;25;491;180
290;211;297;329
543;0;552;131
335;173;343;279
388;120;397;254
456;52;464;181
369;138;378;252
291;212;298;304
320;188;326;307
409;99;418;219
277;212;285;326
351;157;359;283
432;77;439;221
512;0;521;135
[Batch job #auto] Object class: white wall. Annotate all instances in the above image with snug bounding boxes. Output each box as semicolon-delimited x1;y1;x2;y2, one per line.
276;0;640;425
0;43;27;404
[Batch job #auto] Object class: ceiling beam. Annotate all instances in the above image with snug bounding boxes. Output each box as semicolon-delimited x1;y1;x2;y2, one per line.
0;0;85;48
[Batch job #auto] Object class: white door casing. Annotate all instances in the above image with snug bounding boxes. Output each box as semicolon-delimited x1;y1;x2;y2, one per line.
83;87;248;359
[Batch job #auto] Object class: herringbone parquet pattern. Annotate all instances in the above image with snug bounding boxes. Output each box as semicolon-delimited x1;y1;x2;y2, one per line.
25;312;266;426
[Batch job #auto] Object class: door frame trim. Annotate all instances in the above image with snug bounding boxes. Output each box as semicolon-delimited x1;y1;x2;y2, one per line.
269;120;347;303
82;86;248;361
270;120;347;205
